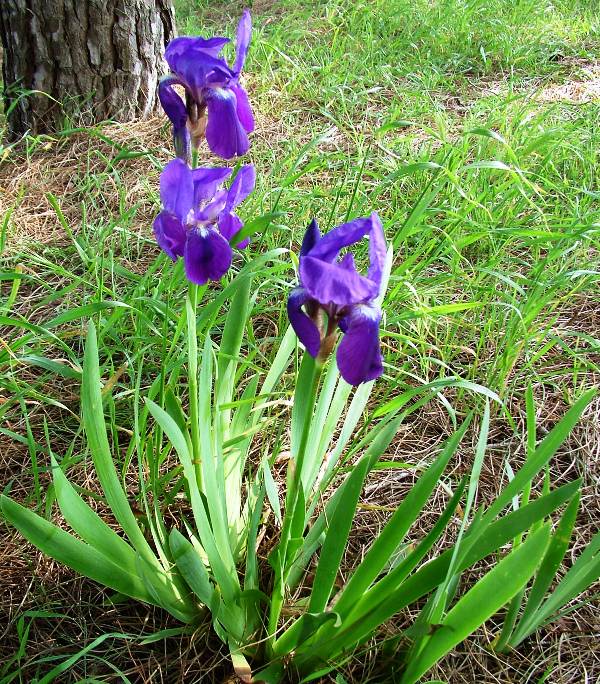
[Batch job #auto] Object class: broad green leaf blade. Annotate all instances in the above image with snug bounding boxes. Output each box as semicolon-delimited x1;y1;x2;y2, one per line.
306;480;579;660
427;404;489;627
164;387;189;439
82;321;157;565
287;414;405;590
274;611;340;656
51;455;138;575
309;455;370;613
0;495;153;604
333;417;471;620
400;525;551;684
146;399;239;602
135;552;195;623
263;458;282;525
300;359;342;492
198;334;236;570
217;274;251;397
342;478;468;630
259;325;296;399
312;379;374;496
170;528;213;606
518;530;600;641
291;353;317;458
511;490;581;645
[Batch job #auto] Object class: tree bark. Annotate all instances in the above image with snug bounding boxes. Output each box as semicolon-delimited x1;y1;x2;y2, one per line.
0;0;176;140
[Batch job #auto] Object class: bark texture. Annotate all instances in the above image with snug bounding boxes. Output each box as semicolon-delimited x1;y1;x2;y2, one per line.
0;0;176;139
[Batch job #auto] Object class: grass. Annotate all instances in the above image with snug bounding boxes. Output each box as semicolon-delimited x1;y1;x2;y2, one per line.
1;0;599;681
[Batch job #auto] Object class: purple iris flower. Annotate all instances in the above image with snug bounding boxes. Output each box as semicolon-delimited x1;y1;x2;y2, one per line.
159;10;254;160
153;158;255;285
287;213;386;386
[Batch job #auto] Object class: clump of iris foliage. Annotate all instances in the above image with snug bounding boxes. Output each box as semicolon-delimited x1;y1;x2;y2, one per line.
2;9;599;684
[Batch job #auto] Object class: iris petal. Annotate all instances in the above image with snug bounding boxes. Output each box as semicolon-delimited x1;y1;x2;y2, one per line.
184;227;233;285
300;255;378;308
218;211;249;248
336;305;383;385
230;82;254;132
287;287;321;358
300;219;320;257
367;212;387;290
192;167;232;204
158;78;191;163
205;87;250;159
226;165;256;211
160;159;194;221
233;9;252;74
307;216;374;264
165;37;230;70
153;211;186;260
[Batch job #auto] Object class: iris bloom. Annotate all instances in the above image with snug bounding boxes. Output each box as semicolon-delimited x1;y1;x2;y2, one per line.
153;158;255;285
159;11;253;160
288;213;386;386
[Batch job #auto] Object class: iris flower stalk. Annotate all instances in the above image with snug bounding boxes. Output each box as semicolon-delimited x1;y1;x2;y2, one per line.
267;214;387;650
154;159;254;481
159;10;254;161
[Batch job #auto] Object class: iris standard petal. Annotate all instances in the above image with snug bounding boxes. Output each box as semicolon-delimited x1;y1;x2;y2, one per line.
171;51;232;102
226;165;256;211
184;227;233;285
153;211;186;261
160;159;194;220
366;212;387;290
300;219;320;256
219;211;241;239
308;216;374;264
287;287;321;358
158;77;191;162
205;87;249;158
165;37;230;70
229;82;255;132
233;9;252;74
158;77;187;130
192;166;232;204
336;304;383;385
195;189;228;223
300;255;379;308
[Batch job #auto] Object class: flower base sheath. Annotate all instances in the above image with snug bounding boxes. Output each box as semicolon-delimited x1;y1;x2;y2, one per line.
288;213;386;386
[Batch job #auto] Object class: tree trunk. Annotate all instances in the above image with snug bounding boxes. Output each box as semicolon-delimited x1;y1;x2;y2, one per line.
0;0;176;140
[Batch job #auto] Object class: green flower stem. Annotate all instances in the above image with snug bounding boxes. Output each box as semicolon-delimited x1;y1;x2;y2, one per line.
267;356;323;654
186;282;203;488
